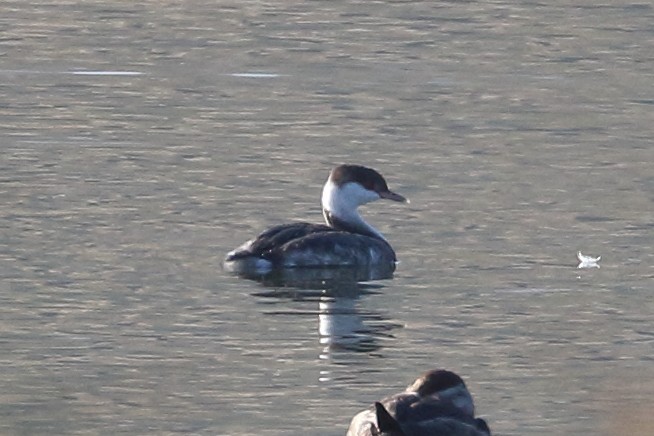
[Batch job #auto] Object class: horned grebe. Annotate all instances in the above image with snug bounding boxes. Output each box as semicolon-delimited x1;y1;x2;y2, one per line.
225;165;406;272
347;369;491;436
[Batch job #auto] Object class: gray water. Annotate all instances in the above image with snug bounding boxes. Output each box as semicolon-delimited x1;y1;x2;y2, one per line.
1;1;653;435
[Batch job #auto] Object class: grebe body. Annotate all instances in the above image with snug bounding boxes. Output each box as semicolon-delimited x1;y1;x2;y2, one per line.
225;165;406;271
347;370;491;436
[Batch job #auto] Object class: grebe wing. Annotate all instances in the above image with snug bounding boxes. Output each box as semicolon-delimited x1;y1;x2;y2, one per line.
273;231;397;266
227;222;333;260
397;397;476;425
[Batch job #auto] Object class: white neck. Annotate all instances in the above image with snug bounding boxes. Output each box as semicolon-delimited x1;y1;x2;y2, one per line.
321;180;386;241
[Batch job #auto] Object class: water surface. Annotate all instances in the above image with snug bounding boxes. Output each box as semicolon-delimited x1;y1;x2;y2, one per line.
1;1;653;435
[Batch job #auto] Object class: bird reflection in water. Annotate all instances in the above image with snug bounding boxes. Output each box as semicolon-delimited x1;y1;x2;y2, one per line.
239;263;399;355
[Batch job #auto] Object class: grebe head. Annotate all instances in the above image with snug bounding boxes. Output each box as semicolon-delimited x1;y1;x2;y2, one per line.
406;369;475;417
322;165;407;217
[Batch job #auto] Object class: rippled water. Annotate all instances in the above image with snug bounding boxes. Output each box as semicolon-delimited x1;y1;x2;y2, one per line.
1;1;653;435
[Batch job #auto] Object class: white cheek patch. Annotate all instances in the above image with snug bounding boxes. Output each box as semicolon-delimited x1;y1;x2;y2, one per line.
322;181;380;217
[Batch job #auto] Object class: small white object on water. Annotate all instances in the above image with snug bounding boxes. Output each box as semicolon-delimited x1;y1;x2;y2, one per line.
70;71;144;76
230;72;281;78
577;251;601;269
